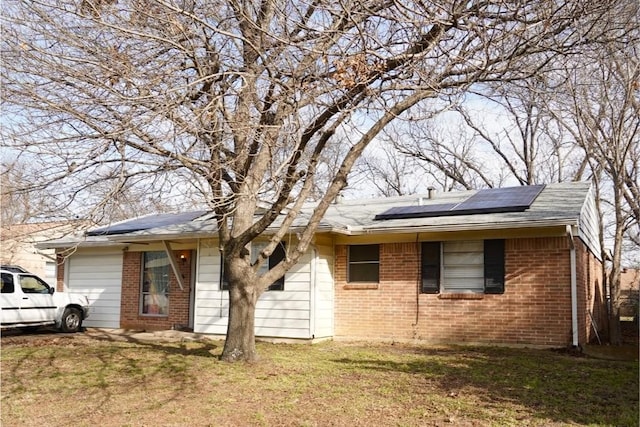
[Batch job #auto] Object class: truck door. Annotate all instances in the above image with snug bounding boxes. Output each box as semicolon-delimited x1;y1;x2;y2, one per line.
17;274;57;323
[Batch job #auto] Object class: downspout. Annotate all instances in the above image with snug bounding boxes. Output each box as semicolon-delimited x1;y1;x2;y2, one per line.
309;246;317;340
566;225;579;347
412;234;420;334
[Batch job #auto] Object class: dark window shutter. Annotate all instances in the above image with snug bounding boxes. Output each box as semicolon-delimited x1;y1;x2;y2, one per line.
220;255;229;290
484;239;505;294
421;242;440;294
268;242;286;291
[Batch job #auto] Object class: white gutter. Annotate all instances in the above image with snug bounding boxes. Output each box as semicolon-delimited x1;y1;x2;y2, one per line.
334;218;579;236
36;238;127;249
566;225;579;347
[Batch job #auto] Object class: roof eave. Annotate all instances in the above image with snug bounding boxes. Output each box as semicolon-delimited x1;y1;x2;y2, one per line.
107;231;216;243
36;239;128;250
344;218;579;235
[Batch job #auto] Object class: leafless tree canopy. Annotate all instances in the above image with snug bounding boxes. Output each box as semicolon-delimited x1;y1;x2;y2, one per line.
1;0;627;360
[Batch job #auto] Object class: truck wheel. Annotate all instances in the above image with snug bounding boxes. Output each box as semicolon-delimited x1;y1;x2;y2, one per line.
60;308;82;333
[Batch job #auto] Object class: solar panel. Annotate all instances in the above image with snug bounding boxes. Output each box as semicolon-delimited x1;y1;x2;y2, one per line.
452;184;545;215
374;204;457;220
374;185;545;220
87;210;209;236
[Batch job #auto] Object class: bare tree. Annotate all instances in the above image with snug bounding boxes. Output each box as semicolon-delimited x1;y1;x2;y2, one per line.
454;81;592;185
387;116;506;191
547;35;640;345
356;133;425;197
1;160;46;226
1;0;621;361
382;79;590;193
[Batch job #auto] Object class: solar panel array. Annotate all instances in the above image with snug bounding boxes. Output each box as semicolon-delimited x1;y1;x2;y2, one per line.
87;210;209;236
374;185;545;220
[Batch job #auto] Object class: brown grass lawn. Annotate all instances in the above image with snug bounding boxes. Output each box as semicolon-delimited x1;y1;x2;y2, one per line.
1;330;638;427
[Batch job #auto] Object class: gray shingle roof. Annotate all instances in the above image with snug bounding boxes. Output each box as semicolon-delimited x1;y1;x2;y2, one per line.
323;181;591;234
38;181;593;248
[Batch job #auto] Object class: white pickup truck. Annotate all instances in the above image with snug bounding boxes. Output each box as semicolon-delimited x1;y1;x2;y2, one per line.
0;266;90;333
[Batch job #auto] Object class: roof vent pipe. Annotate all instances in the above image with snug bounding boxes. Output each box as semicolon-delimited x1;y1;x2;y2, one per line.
427;187;435;199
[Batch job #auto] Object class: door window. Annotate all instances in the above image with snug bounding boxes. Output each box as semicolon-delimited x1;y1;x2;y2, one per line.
19;275;51;293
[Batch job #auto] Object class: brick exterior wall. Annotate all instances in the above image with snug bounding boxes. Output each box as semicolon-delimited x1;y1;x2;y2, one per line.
576;240;606;343
334;236;603;347
56;254;65;292
120;250;193;331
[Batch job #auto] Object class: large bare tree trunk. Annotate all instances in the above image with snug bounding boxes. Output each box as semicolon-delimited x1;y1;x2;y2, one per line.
221;279;259;362
219;252;264;362
222;286;258;362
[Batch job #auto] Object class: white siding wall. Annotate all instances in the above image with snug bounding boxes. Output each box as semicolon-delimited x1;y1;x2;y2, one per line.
194;239;318;339
65;252;123;328
578;185;602;259
194;239;228;334
312;243;334;338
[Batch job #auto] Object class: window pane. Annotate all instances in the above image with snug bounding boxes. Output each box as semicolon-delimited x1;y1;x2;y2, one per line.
142;251;170;315
442;240;483;293
348;245;380;283
19;276;50;293
444;252;484;265
349;264;380;282
349;245;379;262
444;240;483;253
142;293;168;315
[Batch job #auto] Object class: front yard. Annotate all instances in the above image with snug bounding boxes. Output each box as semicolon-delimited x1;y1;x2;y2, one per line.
1;331;638;426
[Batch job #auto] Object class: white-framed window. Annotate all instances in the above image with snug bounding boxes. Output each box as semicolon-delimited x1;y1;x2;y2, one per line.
141;251;170;315
442;240;485;293
348;244;380;282
421;240;505;294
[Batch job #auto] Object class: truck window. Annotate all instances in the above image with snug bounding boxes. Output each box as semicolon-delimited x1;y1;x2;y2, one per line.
19;275;50;294
1;273;14;293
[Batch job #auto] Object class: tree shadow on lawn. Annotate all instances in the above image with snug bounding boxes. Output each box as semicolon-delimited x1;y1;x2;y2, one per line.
1;329;223;422
83;328;221;358
332;345;639;426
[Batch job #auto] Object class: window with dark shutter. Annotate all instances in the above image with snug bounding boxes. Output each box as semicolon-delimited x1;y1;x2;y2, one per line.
421;242;441;293
484;239;505;294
